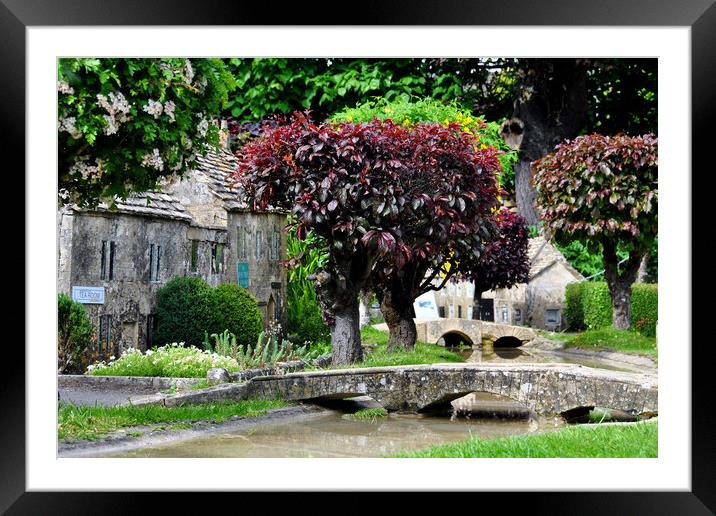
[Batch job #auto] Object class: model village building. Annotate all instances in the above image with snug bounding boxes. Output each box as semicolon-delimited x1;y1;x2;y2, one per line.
57;147;287;357
433;236;585;331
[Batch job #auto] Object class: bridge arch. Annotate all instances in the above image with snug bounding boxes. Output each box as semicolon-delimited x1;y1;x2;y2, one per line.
440;331;474;348
494;336;522;348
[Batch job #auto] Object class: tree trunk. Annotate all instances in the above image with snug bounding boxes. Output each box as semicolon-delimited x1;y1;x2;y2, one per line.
330;299;363;366
603;242;643;330
636;252;650;283
358;291;371;328
380;290;417;351
472;291;480;320
503;59;589;226
514;161;540;226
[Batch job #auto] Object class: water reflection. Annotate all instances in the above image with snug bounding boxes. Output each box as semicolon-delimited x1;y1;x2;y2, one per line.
109;411;557;458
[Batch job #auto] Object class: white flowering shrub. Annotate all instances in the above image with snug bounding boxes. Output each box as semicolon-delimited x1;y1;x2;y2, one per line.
58;58;236;207
87;342;242;378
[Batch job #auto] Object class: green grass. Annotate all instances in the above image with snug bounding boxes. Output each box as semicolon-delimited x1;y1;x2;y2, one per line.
393;419;657;458
316;326;465;370
342;407;389;421
563;327;657;357
58;399;290;442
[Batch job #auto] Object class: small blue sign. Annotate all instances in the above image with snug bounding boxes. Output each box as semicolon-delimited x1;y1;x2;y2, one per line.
71;286;105;304
237;262;250;288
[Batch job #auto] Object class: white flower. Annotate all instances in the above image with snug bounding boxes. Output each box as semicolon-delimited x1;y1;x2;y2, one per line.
97;92;131;134
184;59;194;85
57;80;74;95
197;117;209;138
59;116;82;139
69;156;104;181
143;99;163;118
163;101;175;122
146;349;153;356
141;148;164;171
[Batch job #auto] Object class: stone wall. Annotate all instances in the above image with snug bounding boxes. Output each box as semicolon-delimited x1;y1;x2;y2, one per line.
185;225;228;288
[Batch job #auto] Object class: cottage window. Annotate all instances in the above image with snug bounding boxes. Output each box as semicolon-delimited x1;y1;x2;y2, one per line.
501;305;509;322
98;314;112;353
546;309;560;324
458;305;462;319
100;240;116;280
270;231;280;261
438;306;446;318
211;242;224;274
467;305;474;320
514;308;522;324
190;240;199;272
237;227;248;260
149;244;162;282
255;230;263;260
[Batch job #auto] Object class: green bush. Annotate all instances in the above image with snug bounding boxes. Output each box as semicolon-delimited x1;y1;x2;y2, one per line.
564;282;587;331
564;281;657;336
631;283;658;337
58;293;95;374
211;284;263;351
583;282;613;330
285;225;331;346
154;277;216;348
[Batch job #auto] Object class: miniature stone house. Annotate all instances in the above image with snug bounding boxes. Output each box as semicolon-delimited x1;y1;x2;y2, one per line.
432;236;584;331
57;147;288;357
57;192;195;356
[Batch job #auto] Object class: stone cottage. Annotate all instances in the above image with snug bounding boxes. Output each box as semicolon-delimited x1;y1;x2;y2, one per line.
57;147;288;357
432;236;584;331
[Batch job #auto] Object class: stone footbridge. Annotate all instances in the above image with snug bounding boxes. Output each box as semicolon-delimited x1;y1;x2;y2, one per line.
413;319;538;348
131;363;658;418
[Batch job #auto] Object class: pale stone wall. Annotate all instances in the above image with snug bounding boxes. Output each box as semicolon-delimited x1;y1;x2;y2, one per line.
225;210;288;329
433;280;475;319
164;173;228;228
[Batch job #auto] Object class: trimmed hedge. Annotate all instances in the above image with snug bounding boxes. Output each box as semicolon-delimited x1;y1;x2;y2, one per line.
154;277;216;348
154;277;264;349
564;281;657;336
211;284;263;351
631;283;658;337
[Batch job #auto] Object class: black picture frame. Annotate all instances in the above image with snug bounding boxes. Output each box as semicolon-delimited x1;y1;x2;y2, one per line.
5;0;712;513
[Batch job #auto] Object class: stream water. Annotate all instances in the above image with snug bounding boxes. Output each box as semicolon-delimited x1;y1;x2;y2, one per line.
111;410;562;458
105;346;647;458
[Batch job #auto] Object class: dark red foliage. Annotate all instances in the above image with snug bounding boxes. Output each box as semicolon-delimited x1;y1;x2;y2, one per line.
461;208;530;297
531;133;658;253
234;113;502;288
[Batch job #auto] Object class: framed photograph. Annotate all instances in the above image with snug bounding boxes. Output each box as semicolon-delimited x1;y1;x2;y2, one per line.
6;0;712;512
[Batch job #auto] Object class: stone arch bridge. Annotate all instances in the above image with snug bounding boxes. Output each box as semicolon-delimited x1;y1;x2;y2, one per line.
135;363;658;419
413;319;538;348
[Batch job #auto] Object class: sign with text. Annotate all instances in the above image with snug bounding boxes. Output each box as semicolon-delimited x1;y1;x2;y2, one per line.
71;286;105;304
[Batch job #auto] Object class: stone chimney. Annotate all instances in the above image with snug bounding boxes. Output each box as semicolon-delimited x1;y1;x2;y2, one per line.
218;119;230;151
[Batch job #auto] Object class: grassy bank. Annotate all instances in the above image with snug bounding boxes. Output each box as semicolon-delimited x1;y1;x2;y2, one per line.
58;399;290;442
317;326;465;369
563;327;657;357
393;419;657;458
